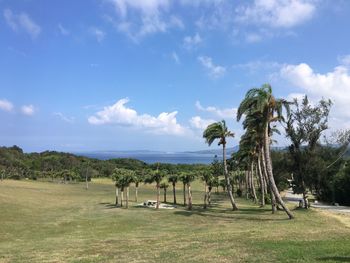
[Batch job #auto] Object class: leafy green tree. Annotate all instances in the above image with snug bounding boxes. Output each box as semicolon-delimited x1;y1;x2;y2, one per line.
203;120;238;210
286;96;332;208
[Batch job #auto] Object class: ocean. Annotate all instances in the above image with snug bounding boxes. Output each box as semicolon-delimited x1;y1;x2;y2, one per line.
77;152;221;165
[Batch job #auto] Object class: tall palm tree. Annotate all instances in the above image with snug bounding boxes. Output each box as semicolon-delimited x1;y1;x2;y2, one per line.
160;182;169;203
237;84;294;219
168;174;178;205
201;169;214;209
203;120;238;210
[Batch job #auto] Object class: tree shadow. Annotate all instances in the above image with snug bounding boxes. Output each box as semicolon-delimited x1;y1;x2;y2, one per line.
172;206;289;222
99;202;119;209
316;256;350;262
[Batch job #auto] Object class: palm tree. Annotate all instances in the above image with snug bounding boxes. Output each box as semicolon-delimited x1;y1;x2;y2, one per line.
181;172;196;210
146;167;165;209
203;120;238;210
168;174;178;204
201;169;214;209
160;182;169;203
179;173;187;206
133;170;143;203
237;84;294;219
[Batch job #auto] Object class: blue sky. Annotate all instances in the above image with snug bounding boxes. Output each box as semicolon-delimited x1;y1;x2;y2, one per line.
1;0;350;152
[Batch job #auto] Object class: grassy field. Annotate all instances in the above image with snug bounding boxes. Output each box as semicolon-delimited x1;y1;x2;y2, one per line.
1;179;350;263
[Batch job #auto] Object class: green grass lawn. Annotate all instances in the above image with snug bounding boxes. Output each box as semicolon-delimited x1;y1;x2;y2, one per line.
1;179;350;262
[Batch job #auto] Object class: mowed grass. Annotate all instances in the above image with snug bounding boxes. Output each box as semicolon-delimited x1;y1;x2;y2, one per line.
1;179;350;263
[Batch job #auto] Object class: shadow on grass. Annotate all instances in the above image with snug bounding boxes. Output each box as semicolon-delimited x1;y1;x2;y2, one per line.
316;256;350;262
172;206;289;222
99;202;119;209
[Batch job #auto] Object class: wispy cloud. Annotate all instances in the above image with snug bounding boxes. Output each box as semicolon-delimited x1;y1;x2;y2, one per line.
183;33;202;49
88;98;187;136
89;27;105;43
54;112;75;123
21;105;35;116
105;0;183;41
3;9;41;39
0;99;14;112
198;56;226;78
58;23;70;36
171;51;180;64
235;0;316;28
196;101;237;119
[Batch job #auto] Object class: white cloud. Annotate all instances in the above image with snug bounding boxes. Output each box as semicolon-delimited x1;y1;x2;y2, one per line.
280;62;350;129
236;0;316;28
89;27;105;43
88;98;187;135
3;9;41;39
190;116;216;130
58;23;70;36
54;112;75;123
0;99;14;112
171;51;180;64
106;0;183;40
21;105;35;116
198;56;226;78
183;33;202;49
195;101;237;119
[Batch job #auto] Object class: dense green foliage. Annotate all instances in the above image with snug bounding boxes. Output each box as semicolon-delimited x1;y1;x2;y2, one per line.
0;146;207;182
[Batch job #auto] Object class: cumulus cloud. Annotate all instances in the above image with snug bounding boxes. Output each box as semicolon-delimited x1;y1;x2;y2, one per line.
236;0;316;28
198;56;226;78
106;0;183;40
89;27;105;43
0;99;14;112
189;116;216;130
3;9;41;39
280;62;350;129
195;101;237;119
54;112;75;123
88;98;187;135
183;33;202;49
21;105;35;116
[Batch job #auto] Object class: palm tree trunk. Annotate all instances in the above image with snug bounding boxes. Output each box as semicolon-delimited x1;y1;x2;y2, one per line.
156;183;160;209
264;125;294;219
223;144;238;210
172;182;177;204
135;182;139;202
209;186;212;205
126;186;129;208
261;146;276;213
257;154;265;207
188;183;192;210
85;170;89;190
183;182;187;206
204;183;207;209
115;187;119;206
250;162;258;203
245;170;249;199
164;188;167;203
121;189;124;207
